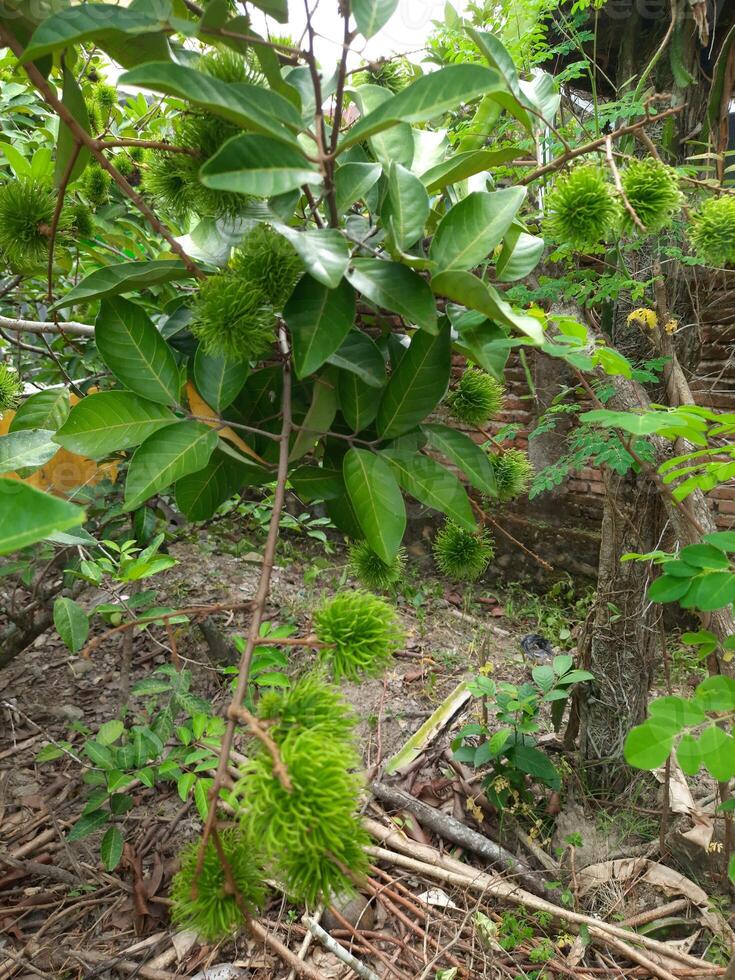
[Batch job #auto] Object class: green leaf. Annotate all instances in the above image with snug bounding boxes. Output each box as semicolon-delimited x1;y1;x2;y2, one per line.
272;224;349;289
55;391;176;458
96;298;181;406
124;421;219;512
68;809;109;842
97;720;125;746
377;323;451;438
347;258;437;333
682;572;735;613
432;270;543;343
496;231;544;282
0;479;84;555
53;597;89;653
289;370;338;462
339;370;379;432
703;531;735;553
647;574;693;604
56;64;90;186
119;63;302;145
9;389;70;432
341;64;504;150
509;744;560;788
648;695;706;728
22;4;171;65
430;188;525;272
382;449;476;530
552;654;574;676
677;734;702;776
680;543;731;570
285;276;356;379
86;740;115;768
289;465;343;501
384;162;430;251
350;86;413;168
335;161;382;215
326;329;386;387
422;423;496;495
200;135;321;197
193;348;249;413
0;429;58;474
353;0;398;37
420;147;523;192
698;725;735;782
624;720;677;769
695;676;735;712
194;777;212;819
343;448;406;562
52;260;190;312
175;449;270;521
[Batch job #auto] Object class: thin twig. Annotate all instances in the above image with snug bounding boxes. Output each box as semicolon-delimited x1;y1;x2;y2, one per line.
604;134;645;231
229;704;293;791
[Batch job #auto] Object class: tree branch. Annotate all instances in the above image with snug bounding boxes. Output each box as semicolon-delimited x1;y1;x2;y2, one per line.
0;315;94;337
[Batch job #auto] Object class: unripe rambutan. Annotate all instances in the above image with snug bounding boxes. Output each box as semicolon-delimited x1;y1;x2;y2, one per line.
314;590;404;679
490;447;534;501
81;164;111;206
447;369;504;426
433;521;494;581
257;671;356;743
348;540;406;590
0;363;22;411
0;178;70;273
690;196;735;267
620;158;681;235
544;165;618;250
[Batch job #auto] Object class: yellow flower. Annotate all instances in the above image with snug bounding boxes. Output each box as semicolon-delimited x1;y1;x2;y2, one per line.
664;318;678;334
627;308;658;329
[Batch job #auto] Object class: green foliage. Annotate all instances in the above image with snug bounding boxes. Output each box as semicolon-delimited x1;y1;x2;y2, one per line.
0;178;69;273
0;363;22;411
447;368;504;426
313;590;404;679
543;166;618;250
433;520;494;581
619;159;681;235
171;830;266;938
81;163;112;206
190;225;302;361
490;447;534;501
690;196;735;267
239;726;370;904
348;539;406;590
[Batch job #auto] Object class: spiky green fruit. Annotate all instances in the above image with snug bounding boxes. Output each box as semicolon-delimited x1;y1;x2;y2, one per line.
620;159;681;234
690;197;735;267
433;521;494;582
490;448;533;502
240;727;369;905
0;363;22;411
0;178;70;273
199;46;263;85
257;671;356;743
314;590;404;679
231;224;302;311
190;271;275;362
70;201;94;237
170;829;266;939
113;153;134;178
354;57;418;93
447;369;504;426
348;540;406;590
81;164;112;206
544;166;618;250
92;82;118;121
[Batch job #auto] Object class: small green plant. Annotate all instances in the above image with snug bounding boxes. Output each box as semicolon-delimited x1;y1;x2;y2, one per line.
433;521;494;581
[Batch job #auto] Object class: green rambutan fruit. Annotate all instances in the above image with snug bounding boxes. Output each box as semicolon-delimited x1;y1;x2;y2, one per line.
447;369;504;426
170;829;266;940
544;165;618;250
142;151;200;222
239;727;369;905
128;145;144;163
199;46;263;85
619;158;682;234
0;178;70;273
81;163;112;206
354;57;417;93
0;363;22;411
190;270;275;361
257;671;356;743
92;82;118;121
348;540;406;591
70;201;94;238
313;591;404;679
114;153;134;178
433;521;494;582
490;447;534;502
230;224;302;310
690;197;735;267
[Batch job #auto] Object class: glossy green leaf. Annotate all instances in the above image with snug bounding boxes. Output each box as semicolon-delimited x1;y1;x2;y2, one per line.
647;574;692;604
9;389;70;432
339;370;379;432
68;809;108;841
289;370;339;461
56;64;90;186
343;448;406;562
377;323;451;438
496;231;544;282
289;465;343;501
510;743;560;788
193;348;249;413
326;329;386;387
124;422;219;511
51;260;190;311
120;63;301;145
53;597;89;653
353;0;398;37
422;423;496;495
703;531;735;553
679;543;731;570
100;826;124;871
430;188;526;272
351;86;414;168
382;449;475;530
677;734;702;776
0;429;58;473
420;147;523;191
384;162;429;251
624;720;677;770
200;134;321;197
97;721;125;746
695;675;735;712
341;64;504;150
335;161;382;214
96;298;181;406
0;479;84;555
431;270;543;342
272;224;349;289
55;391;176;458
347;258;437;333
286;277;356;379
681;572;735;612
698;725;735;781
175;449;270;520
648;695;706;728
